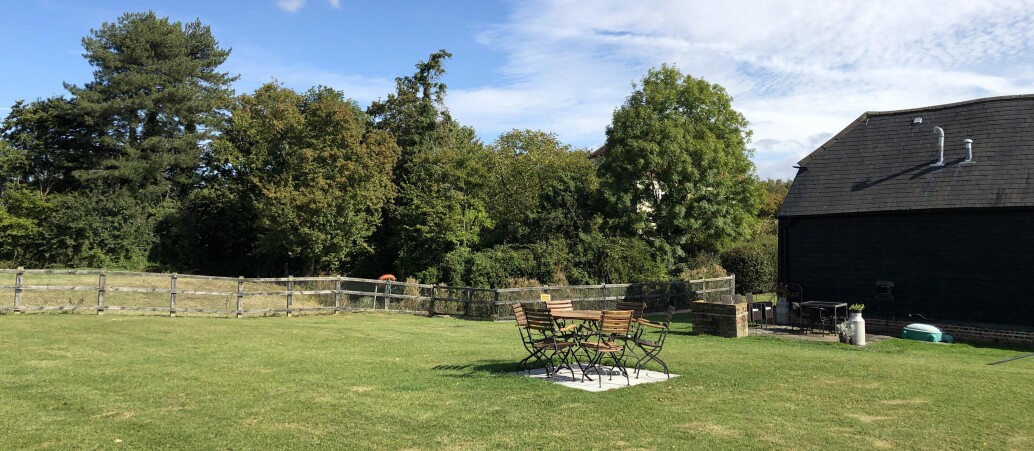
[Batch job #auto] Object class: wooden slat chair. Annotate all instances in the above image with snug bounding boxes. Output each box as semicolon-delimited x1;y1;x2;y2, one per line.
580;310;634;387
545;299;580;335
512;303;547;374
632;305;675;379
523;308;581;378
615;300;647;345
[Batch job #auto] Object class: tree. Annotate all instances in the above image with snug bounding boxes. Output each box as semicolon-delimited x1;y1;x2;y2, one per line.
759;178;792;218
67;11;237;200
367;49;453;181
205;83;400;275
394;123;492;276
1;98;101;196
599;65;763;259
483;129;599;245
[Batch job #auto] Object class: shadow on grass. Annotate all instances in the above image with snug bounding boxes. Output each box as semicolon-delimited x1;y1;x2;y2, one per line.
432;360;522;376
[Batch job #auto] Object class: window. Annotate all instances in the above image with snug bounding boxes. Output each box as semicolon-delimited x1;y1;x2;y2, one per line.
876;281;894;300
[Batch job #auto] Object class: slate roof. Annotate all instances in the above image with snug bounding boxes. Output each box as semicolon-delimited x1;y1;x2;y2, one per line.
779;95;1034;217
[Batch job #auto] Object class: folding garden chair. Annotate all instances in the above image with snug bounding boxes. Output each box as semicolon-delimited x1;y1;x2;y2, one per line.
633;305;674;379
580;310;634;387
512;303;547;374
523;307;581;378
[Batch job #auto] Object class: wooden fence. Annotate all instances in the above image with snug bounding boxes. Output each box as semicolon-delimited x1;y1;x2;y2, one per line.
0;267;734;320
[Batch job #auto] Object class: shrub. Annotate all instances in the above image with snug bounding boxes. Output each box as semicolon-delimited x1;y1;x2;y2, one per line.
719;243;776;294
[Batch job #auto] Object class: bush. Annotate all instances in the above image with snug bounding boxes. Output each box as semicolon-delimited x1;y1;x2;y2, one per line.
720;243;776;294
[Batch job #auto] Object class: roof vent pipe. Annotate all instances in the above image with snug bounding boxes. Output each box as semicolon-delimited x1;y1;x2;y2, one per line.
932;127;945;166
963;139;974;163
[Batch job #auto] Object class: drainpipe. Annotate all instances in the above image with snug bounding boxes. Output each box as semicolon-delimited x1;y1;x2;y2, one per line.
932;127;945;166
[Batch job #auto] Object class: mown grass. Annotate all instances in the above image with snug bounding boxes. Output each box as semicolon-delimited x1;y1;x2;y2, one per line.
0;312;1032;450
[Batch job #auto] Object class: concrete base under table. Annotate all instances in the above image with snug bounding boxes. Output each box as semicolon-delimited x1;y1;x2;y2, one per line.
517;366;677;392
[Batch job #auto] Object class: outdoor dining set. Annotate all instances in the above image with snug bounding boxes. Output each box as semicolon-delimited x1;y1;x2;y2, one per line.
723;291;849;335
510;300;674;387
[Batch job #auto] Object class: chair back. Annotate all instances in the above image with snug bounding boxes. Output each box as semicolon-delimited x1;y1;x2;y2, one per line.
662;305;675;327
720;295;734;305
545;299;573;312
523;308;555;333
616;301;646;319
598;310;633;336
745;293;754;303
512;303;528;327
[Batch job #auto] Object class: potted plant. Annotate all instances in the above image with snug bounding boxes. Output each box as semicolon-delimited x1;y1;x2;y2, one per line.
836;321;854;344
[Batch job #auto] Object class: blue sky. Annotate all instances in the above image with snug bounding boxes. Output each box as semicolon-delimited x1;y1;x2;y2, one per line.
4;1;1034;180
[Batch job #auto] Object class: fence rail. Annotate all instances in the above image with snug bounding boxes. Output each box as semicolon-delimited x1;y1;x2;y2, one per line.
0;267;734;320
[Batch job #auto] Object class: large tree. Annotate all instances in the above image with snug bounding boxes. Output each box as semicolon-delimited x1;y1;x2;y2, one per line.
67;11;237;200
599;65;763;258
202;83;400;275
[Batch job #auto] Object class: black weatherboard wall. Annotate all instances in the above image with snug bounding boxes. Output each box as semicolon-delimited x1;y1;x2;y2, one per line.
778;95;1034;328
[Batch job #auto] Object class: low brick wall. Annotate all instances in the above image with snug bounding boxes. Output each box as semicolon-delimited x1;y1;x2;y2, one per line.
867;318;1034;346
690;301;748;338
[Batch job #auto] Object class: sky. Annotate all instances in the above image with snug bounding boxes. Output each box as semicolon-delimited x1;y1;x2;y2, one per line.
4;0;1034;180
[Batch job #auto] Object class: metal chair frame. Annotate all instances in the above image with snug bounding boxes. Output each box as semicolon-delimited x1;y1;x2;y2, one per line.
523;307;581;378
580;310;634;387
633;305;674;379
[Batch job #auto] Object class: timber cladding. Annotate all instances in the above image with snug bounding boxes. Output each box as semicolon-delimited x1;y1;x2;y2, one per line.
779;209;1034;327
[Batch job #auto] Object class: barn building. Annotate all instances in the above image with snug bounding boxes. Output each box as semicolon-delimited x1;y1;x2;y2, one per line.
778;95;1034;338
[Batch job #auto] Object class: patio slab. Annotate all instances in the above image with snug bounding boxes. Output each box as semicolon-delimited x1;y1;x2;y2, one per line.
518;366;677;392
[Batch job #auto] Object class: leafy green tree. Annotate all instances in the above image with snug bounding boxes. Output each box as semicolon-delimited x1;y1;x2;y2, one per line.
394;124;492;276
67;11;237;200
759;178;792;218
207;83;400;275
483;129;600;245
599;65;763;259
1;98;100;195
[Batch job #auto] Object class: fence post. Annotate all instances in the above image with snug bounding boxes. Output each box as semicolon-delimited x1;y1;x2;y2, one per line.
428;285;438;317
464;287;472;318
333;276;341;314
97;269;106;315
169;273;178;317
730;274;736;295
14;266;23;313
286;276;293;317
385;279;392;311
492;290;500;320
236;277;244;319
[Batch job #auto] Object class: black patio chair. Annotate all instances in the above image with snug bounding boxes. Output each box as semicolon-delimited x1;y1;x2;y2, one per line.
633;305;675;379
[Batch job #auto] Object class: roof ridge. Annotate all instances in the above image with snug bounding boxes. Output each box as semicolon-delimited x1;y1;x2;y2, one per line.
864;94;1034;117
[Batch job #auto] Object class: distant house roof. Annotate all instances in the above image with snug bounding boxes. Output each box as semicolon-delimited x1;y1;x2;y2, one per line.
779;94;1034;217
589;145;607;159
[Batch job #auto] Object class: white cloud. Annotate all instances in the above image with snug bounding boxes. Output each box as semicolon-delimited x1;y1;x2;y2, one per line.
226;45;394;105
277;0;342;12
448;0;1034;179
276;0;305;13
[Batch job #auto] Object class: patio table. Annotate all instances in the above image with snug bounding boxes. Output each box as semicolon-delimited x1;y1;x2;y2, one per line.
799;301;848;333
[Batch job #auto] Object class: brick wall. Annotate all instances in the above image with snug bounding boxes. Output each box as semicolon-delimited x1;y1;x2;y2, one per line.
690;301;748;338
866;318;1034;346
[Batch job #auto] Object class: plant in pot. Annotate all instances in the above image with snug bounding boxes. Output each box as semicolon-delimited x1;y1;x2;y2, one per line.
849;304;865;315
836;321;855;344
848;304;866;346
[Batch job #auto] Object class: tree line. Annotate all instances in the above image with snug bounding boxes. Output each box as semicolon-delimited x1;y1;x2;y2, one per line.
0;11;789;287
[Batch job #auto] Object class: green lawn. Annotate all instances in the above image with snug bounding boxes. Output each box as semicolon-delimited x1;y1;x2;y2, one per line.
1;313;1032;450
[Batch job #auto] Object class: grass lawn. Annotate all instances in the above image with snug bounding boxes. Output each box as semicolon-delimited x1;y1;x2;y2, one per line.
1;312;1032;450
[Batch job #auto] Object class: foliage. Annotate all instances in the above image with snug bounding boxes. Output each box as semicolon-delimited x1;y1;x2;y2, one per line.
850;303;865;312
67;10;237;200
570;233;671;284
599;64;763;258
719;242;776;294
206;83;400;275
482;129;600;245
760;178;793;218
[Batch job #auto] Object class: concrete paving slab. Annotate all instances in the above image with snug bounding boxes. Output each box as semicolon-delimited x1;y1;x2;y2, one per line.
517;366;676;392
